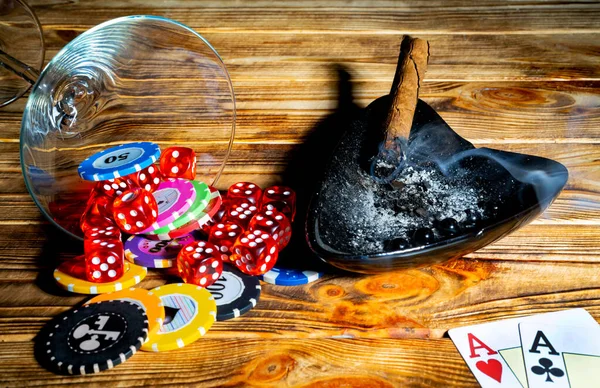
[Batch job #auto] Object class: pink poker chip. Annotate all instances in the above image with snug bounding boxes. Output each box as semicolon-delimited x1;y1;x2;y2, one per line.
139;178;196;233
145;187;222;241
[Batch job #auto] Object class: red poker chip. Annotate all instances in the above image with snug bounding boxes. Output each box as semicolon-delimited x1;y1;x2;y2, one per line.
145;187;222;241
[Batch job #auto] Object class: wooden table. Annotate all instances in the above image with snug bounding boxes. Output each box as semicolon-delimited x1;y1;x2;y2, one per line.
1;1;599;386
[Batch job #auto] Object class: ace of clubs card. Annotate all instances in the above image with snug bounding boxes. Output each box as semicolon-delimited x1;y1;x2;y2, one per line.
448;309;598;387
519;322;600;388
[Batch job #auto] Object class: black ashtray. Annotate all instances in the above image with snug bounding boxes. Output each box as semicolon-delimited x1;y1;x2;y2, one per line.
306;97;568;274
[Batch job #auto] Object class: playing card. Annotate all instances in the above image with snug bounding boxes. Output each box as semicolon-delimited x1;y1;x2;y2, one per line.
519;323;600;388
448;309;597;387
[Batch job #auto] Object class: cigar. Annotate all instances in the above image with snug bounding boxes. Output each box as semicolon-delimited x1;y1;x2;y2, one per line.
371;36;429;184
384;36;430;146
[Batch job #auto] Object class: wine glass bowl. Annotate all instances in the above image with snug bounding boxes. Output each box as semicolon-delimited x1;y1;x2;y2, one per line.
20;16;236;239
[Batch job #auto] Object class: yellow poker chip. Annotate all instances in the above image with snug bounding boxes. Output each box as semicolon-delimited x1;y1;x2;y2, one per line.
141;283;216;352
85;287;165;340
53;262;147;294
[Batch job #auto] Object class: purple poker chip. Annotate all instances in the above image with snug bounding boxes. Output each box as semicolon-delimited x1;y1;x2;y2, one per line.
125;231;202;268
139;178;196;233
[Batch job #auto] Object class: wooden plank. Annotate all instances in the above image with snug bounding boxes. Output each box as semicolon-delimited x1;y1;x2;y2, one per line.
26;0;600;8
231;81;600;141
469;224;600;260
0;338;477;387
38;32;600;81
30;1;600;34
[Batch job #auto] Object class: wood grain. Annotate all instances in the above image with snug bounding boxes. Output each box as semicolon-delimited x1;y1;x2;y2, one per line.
29;0;600;34
0;338;478;387
38;32;600;82
0;1;599;386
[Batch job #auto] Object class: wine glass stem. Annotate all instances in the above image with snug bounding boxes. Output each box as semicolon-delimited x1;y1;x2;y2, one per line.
0;49;40;85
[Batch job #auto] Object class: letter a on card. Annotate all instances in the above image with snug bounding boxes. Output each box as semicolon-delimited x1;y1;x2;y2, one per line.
468;333;499;358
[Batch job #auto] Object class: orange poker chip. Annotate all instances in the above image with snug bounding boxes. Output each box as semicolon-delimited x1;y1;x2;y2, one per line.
85;287;165;340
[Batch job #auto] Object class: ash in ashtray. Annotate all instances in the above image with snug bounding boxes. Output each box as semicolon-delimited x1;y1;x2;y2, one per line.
316;108;490;255
312;97;565;257
319;161;485;254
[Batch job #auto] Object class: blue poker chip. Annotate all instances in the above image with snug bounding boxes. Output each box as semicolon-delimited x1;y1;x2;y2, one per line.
78;142;161;181
259;267;323;286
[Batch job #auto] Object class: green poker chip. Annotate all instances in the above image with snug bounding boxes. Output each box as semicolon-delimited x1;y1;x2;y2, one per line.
146;180;211;236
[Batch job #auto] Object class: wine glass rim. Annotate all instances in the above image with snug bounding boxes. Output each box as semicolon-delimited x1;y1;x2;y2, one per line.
20;15;236;241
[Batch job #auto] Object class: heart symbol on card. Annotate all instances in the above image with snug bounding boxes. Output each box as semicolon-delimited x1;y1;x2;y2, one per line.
476;359;502;383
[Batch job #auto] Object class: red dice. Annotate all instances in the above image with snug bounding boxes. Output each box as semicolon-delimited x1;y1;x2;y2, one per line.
177;241;225;287
223;201;258;230
160;147;196;180
84;237;124;282
261;186;296;222
50;192;91;237
249;208;292;250
86;193;114;217
84;225;121;241
58;255;86;280
231;230;279;276
112;188;158;234
84;226;121;253
208;221;244;257
131;164;162;193
227;182;262;206
94;177;137;198
80;195;116;233
80;213;115;234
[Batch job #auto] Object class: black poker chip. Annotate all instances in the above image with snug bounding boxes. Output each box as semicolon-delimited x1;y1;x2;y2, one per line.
206;264;261;321
38;300;148;375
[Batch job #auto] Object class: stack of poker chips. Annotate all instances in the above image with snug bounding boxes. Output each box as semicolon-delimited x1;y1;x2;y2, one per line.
42;141;325;376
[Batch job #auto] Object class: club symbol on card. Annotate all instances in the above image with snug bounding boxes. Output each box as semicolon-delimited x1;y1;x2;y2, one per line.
531;357;565;382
